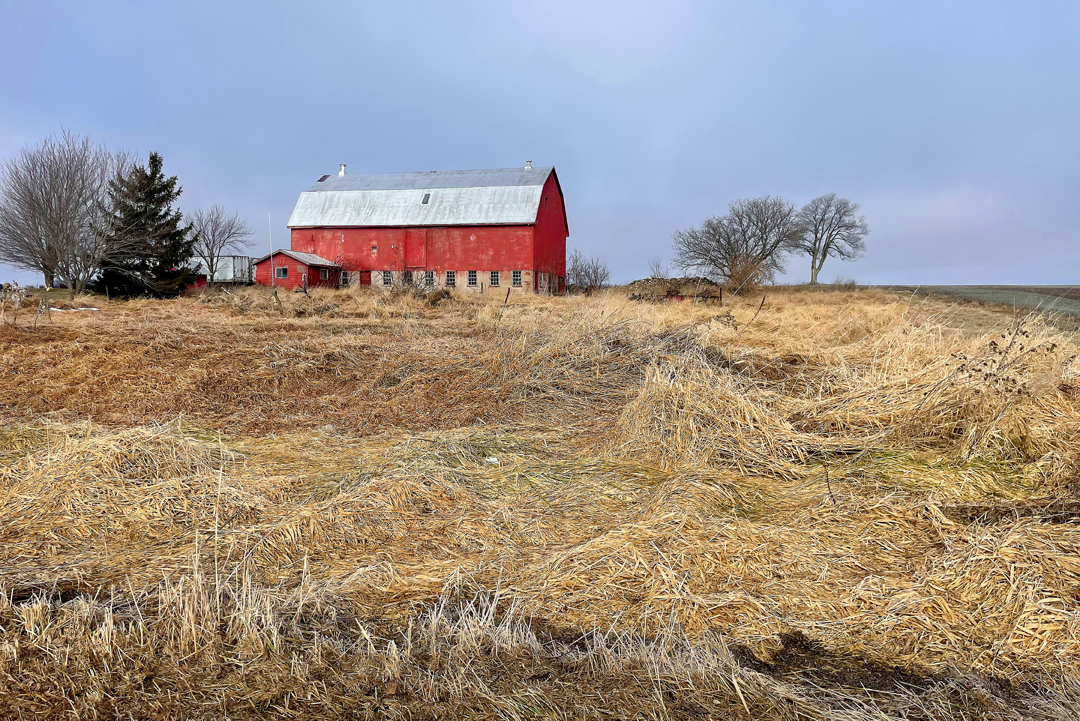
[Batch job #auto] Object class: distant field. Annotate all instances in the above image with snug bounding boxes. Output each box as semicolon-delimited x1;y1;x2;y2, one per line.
890;285;1080;317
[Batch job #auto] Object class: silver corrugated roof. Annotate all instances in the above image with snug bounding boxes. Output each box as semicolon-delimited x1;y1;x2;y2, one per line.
253;249;339;267
304;166;554;192
287;166;558;228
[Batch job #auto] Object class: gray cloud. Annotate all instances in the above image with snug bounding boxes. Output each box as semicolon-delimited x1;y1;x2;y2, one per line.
2;0;1077;286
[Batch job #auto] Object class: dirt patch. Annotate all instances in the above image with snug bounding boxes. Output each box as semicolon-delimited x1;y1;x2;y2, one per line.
733;631;937;693
6;583;85;605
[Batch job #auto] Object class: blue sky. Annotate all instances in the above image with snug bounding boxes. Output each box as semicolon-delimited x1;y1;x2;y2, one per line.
1;0;1078;285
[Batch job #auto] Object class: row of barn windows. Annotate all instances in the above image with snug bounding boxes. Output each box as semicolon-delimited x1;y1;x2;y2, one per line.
276;267;526;287
365;270;522;287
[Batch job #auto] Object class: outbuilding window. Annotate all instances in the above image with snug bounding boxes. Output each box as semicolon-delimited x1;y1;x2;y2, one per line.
512;270;522;287
468;271;477;287
319;268;329;280
422;193;431;204
382;271;392;286
275;266;288;279
489;271;500;287
445;270;456;287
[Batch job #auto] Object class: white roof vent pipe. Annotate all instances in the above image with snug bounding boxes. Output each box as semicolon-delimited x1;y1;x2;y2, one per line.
339;164;347;176
525;160;532;170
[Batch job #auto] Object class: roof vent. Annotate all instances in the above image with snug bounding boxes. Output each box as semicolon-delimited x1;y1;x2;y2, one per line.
525;160;532;170
339;164;347;176
317;174;330;182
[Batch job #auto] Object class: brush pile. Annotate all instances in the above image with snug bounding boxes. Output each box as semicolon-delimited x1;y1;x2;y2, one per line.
625;276;722;302
1;286;1080;718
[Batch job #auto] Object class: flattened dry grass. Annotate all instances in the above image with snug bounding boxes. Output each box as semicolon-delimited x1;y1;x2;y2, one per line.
2;286;1080;719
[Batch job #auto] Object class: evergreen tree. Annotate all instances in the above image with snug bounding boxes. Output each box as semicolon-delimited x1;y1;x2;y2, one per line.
93;152;195;297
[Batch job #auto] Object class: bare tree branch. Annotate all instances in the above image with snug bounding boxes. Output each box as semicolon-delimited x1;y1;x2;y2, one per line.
673;196;802;291
793;193;869;284
647;256;669;279
189;205;253;287
566;248;610;290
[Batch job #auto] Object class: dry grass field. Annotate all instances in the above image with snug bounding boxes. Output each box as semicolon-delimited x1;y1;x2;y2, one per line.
2;285;1080;719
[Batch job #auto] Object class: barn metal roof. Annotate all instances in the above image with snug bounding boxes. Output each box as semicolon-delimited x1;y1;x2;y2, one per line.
252;249;339;267
287;166;559;228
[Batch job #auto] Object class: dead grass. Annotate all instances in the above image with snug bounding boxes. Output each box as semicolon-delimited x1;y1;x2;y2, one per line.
2;285;1080;718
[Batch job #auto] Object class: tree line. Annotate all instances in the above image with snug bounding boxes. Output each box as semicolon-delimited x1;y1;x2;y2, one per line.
673;194;869;288
0;132;251;297
566;194;867;292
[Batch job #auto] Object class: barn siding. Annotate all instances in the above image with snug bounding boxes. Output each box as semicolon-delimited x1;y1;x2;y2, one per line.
293;225;536;278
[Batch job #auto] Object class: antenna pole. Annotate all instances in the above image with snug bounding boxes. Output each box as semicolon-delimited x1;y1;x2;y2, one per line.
268;212;274;287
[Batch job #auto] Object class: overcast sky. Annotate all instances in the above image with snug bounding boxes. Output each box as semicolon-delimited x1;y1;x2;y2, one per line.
2;0;1078;286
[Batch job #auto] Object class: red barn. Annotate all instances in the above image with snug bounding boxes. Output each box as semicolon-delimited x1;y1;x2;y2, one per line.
253;249;341;290
284;163;568;294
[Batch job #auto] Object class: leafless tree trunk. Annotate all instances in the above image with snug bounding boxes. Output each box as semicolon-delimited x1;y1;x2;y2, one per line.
0;132;130;297
673;196;803;291
189;205;253;287
567;248;610;290
794;194;868;284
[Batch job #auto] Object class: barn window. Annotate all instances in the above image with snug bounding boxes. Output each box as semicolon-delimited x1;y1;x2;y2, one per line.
382;271;392;286
340;271;349;286
404;270;414;285
275;266;288;279
422;193;431;204
371;245;377;252
512;270;522;287
489;271;500;287
445;270;456;287
424;270;434;286
468;270;477;286
319;268;329;281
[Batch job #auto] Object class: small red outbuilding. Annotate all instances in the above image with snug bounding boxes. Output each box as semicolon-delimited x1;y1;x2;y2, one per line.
253;250;340;290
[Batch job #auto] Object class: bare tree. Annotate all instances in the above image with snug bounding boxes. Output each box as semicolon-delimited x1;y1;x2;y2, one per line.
567;248;610;290
673;196;803;290
189;205;253;286
647;256;669;279
794;193;869;284
0;132;130;296
567;248;586;288
583;255;610;289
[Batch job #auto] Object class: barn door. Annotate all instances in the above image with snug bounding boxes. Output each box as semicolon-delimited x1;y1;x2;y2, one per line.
404;228;427;268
